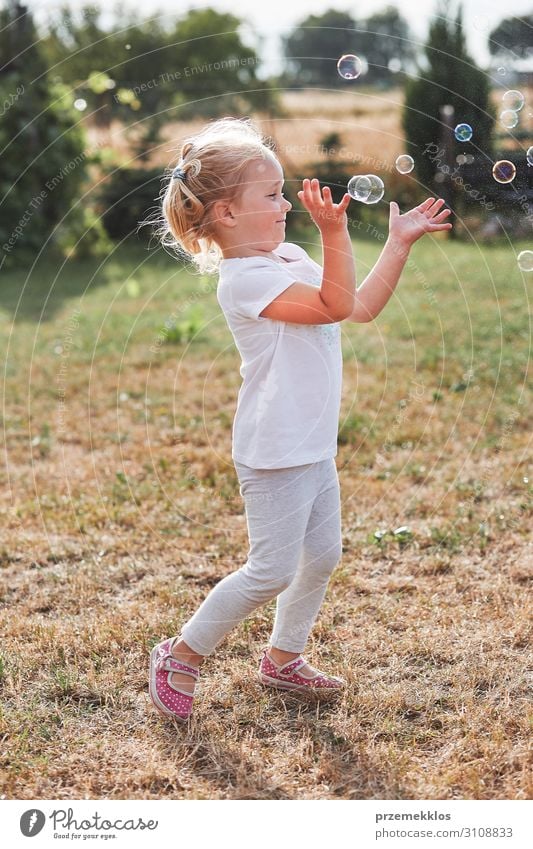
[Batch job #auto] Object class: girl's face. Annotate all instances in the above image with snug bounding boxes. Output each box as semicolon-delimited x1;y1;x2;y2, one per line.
230;156;292;251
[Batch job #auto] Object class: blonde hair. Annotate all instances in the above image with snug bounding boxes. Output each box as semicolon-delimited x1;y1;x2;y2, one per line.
152;117;278;275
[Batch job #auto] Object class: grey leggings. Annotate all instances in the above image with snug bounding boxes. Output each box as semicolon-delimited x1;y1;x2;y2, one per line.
178;458;342;656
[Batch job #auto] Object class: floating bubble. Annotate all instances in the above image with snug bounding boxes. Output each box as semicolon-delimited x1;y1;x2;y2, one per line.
395;154;414;174
364;175;385;204
517;250;533;271
492;160;516;183
347;174;384;204
502;89;525;111
456;153;475;166
526;146;533;166
347;175;372;201
388;57;402;73
337;54;363;80
74;98;87;111
454;123;473;142
498;67;506;75
500;109;519;129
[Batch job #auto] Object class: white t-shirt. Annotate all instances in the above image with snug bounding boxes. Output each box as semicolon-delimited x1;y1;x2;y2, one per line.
217;241;342;469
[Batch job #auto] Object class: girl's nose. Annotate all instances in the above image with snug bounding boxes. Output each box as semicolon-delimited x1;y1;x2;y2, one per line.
283;197;292;212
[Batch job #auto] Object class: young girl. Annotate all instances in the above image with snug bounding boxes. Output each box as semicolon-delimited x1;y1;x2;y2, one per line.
149;117;452;722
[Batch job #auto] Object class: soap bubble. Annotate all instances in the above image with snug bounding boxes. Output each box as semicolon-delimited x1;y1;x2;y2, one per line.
500;109;519;129
454;123;473;142
364;175;385;204
347;175;372;201
456;153;474;165
492;160;516;183
526;146;533;166
502;89;525;111
517;250;533;271
395;154;414;174
347;174;384;204
498;67;506;75
337;54;363;80
388;57;402;73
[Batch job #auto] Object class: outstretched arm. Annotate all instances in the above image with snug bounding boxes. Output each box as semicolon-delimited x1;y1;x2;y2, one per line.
259;177;355;324
347;197;452;323
299;177;355;319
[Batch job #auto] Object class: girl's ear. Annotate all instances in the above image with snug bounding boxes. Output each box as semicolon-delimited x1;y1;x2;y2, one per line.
212;199;237;228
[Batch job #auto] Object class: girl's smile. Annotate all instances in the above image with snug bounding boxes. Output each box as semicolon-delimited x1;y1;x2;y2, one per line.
216;156;292;259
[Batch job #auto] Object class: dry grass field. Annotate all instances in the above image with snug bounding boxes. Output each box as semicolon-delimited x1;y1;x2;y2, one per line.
1;220;531;799
92;86;533;177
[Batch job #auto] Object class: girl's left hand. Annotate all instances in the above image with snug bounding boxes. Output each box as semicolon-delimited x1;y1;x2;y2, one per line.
389;197;453;247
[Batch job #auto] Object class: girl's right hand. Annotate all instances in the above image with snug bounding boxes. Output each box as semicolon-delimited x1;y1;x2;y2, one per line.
297;178;351;235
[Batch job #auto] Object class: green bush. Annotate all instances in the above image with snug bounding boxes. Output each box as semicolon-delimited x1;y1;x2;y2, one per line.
96;166;164;241
402;3;494;190
0;1;111;267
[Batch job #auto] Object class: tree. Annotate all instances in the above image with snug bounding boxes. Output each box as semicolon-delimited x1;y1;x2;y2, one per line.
40;3;278;126
40;2;140;129
0;1;109;268
282;6;414;88
358;6;415;86
403;2;494;192
282;9;357;87
488;14;533;59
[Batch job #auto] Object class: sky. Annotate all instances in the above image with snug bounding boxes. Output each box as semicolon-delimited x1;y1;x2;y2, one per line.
31;0;533;76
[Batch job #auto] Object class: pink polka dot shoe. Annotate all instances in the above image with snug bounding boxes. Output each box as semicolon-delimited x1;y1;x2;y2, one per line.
149;636;199;722
258;648;345;693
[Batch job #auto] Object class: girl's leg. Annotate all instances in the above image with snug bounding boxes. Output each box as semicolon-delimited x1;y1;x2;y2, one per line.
166;639;206;694
269;458;342;660
176;462;321;666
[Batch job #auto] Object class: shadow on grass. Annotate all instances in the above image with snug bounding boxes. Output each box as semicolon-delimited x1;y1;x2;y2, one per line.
0;237;172;324
152;687;397;799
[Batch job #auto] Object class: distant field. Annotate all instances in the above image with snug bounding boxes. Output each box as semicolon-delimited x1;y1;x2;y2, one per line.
1;230;530;799
89;85;533;177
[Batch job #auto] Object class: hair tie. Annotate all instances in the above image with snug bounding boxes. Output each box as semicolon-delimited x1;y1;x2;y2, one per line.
171;157;201;182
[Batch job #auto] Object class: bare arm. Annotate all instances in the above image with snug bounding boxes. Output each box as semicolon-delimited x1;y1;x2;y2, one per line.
259;178;355;324
349;235;410;323
307;179;355;318
348;197;452;323
318;226;356;319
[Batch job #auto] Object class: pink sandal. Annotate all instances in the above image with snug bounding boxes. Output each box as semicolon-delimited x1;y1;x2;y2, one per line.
258;648;345;692
149;636;199;722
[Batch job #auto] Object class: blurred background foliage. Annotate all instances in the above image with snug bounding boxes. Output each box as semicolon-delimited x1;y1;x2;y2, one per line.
0;0;531;268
